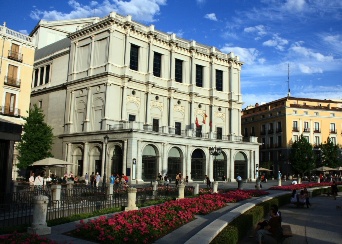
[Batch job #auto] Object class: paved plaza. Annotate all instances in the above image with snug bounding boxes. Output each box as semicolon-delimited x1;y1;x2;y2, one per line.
40;180;341;244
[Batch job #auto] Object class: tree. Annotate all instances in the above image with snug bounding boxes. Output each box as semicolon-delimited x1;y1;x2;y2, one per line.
17;105;54;169
289;135;316;176
320;137;340;168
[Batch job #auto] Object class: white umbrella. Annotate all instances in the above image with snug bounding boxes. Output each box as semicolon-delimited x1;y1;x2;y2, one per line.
258;167;272;172
313;166;335;172
31;157;74;167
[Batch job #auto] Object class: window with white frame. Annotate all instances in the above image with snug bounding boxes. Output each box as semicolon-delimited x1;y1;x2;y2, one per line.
330;123;336;133
315;136;320;146
314;122;320;132
293;135;298;142
330;137;336;145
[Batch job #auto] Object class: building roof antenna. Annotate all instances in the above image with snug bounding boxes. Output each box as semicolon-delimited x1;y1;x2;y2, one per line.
287;63;291;97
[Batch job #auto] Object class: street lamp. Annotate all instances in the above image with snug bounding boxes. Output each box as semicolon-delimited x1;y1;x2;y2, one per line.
103;135;109;190
209;146;222;181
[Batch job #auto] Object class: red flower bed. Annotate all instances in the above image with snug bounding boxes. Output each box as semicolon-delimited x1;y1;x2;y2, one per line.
73;190;268;243
269;182;339;191
0;232;57;244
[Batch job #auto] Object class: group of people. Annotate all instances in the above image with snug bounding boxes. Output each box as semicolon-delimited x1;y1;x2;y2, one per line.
84;172;129;189
290;188;311;208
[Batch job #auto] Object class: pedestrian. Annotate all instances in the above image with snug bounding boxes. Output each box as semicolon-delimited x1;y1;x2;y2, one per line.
205;175;211;188
331;180;338;200
34;172;44;189
29;173;35;190
90;172;95;187
110;174;115;185
95;172;101;188
85;173;89;185
175;173;180;187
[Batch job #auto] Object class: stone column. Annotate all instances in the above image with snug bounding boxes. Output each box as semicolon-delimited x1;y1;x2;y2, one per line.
84;87;92;131
51;184;61;202
177;183;185;199
194;184;199;195
107;184;113;195
27;195;51;235
66;181;74;197
213;181;218;193
83;142;89;176
125;187;138;211
278;178;282;186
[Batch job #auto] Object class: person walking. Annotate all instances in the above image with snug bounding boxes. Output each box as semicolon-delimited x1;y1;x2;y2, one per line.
205;175;211;188
85;173;89;186
90;172;95;187
29;173;35;191
110;174;115;185
95;172;101;188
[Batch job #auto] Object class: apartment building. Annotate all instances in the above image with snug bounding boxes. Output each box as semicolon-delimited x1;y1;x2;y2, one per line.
30;12;259;183
242;97;342;176
0;23;35;193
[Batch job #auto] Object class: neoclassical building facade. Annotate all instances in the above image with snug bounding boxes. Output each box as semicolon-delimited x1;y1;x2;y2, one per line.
30;12;259;183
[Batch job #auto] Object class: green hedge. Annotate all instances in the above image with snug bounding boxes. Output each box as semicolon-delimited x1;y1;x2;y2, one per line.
211;194;290;244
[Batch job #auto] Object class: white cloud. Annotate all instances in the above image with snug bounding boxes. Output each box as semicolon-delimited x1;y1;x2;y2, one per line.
19;30;29;35
167;29;184;38
263;34;288;51
30;0;166;23
204;13;217;21
283;0;306;12
221;45;260;65
290;44;334;62
298;64;323;74
244;25;267;36
196;0;206;4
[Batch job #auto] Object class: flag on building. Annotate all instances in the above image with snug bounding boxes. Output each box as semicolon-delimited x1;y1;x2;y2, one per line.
203;113;208;124
195;117;200;127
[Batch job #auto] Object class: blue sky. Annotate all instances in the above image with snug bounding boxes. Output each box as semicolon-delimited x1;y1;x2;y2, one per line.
1;0;342;108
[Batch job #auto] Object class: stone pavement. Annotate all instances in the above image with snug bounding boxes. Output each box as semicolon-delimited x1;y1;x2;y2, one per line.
41;180;342;244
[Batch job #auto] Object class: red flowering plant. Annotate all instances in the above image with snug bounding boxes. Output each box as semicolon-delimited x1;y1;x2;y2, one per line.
0;232;57;244
269;182;336;191
73;189;269;243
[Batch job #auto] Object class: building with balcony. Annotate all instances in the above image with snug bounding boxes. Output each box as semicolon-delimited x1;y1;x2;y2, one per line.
0;23;34;193
30;12;259;183
242;97;342;176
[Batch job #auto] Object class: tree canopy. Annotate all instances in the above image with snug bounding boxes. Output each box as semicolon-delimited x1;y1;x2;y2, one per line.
320;137;341;168
16;105;54;169
289;135;316;176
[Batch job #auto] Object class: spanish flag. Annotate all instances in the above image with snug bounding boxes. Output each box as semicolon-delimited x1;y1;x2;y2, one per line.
195;117;200;127
203;113;208;124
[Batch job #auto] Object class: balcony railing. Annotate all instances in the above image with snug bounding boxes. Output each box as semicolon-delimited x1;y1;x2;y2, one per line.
303;128;310;132
8;50;23;62
4;76;21;88
0;106;21;117
268;129;274;134
107;121;251;142
330;130;337;134
314;129;321;133
276;128;282;133
292;127;299;132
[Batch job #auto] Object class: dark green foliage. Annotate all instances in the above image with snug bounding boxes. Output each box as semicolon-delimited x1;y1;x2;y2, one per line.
289;135;316;176
211;225;238;244
16;104;54;169
320;137;341;168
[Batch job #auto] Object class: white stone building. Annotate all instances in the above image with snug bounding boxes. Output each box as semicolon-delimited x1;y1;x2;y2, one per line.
30;12;259;184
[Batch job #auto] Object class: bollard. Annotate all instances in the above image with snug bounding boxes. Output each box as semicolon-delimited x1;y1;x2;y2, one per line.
27;195;51;235
125;187;138;211
107;184;113;195
153;181;158;198
194;184;199;195
298;177;302;184
278;178;282;186
256;178;261;190
177;183;185;199
317;177;320;183
213;181;218;193
51;184;61;202
66;181;74;197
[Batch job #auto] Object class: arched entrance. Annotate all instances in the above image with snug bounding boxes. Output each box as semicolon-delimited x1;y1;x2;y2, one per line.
73;147;83;177
111;145;123;175
234;152;247;179
142;145;158;181
213;152;226;181
90;146;101;175
191;149;206;181
167;147;182;180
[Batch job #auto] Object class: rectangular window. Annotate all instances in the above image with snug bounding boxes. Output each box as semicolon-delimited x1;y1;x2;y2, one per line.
330;123;336;133
277;136;282;147
39;67;44;86
130;44;139;71
10;43;20;60
196;125;202;137
7;64;18;85
217;127;222;139
129;114;136;122
38;100;42;108
244;127;248;137
34;69;39;87
216;70;223;91
45;65;50;84
5;92;16;115
330;137;336;145
269;137;273;148
175;122;181;135
251;126;255;136
153;52;162;77
293;121;298;131
175;59;183;82
314;122;320;132
304;136;309;142
153;119;159;132
315;136;320;145
293;135;298;142
196;64;203;87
